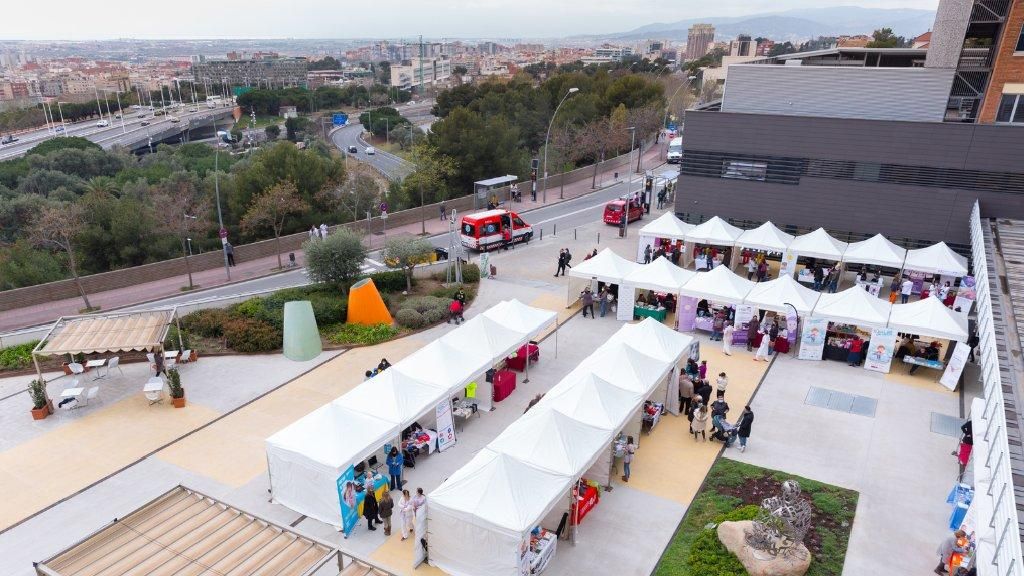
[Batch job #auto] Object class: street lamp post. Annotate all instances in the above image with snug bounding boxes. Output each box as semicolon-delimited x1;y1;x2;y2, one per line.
624;126;636;238
183;214;197;289
212;116;231;281
542;87;579;204
661;75;698;148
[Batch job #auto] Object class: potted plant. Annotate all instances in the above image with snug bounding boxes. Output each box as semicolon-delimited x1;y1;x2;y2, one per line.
168;368;185;408
29;379;49;420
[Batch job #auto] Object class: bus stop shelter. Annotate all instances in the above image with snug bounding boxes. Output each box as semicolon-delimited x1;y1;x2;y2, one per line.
474;175;518;209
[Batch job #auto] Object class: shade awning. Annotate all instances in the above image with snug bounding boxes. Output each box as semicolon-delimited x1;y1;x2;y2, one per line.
903;242;968;276
623;257;696;292
788;227;848;261
735;221;794;253
811;286;893;328
569;342;672;397
684;216;743;246
638;212;693;241
843;234;907;269
568;248;641;284
743;275;821;315
440;315;530;364
35;309;175;356
888;296;968;341
678;265;755;304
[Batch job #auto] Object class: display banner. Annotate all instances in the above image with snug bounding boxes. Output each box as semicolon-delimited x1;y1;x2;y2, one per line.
436;400;457;452
958;276;977;300
336;465;359;536
734;305;756;329
940;341;972;391
865;327;896;373
677;296;697;332
617;284;636;321
785;307;799;344
798;318;828;360
479;252;490;278
778;249;797;278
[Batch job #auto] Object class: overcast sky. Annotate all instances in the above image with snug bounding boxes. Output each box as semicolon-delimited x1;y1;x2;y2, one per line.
0;0;940;40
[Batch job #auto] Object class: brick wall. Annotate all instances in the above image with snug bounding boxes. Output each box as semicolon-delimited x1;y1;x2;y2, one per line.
978;0;1024;123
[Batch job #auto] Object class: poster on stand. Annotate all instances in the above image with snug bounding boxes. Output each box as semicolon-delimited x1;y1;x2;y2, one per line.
617;284;636;321
952;296;973;321
940;341;972;391
798;318;828;360
785;307;799;344
734;305;756;329
865;327;896;373
677;296;697;332
479;252;490;278
778;249;797;278
436;400;457;452
336;466;359;536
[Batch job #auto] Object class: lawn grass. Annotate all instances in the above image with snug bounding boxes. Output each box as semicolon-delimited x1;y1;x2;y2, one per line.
655;458;859;576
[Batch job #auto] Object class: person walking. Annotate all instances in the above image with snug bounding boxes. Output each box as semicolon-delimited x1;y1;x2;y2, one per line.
691;402;708;441
580;287;595;318
643;244;652;264
309;225;318;240
812;265;824;291
554;249;566;277
679;373;694;416
710;397;730;433
767;320;780;356
378;490;394;536
398;489;414;541
746;320;759;352
386;446;404;491
722;322;735;355
736;405;754;452
900;276;914;304
957;420;973;478
847;336;864;367
362;481;379;531
621;436;636;482
598;286;609;317
716;372;729;399
225;242;235;267
153;352;165;377
319;223;329;239
754;329;771;362
439;203;447;221
935;530;967;574
563;248;573;271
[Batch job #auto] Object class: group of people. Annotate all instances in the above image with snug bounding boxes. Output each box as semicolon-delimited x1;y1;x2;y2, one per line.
554;248;573;276
308;223;330;241
744;252;771;282
635;289;675;312
642;243;682;266
678;357;754;448
360;475;426;540
894;274;958;307
364;358;392;380
810;261;842;293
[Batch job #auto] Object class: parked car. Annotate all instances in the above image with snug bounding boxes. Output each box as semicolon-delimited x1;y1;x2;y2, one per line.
168;116;180;123
602;198;643;225
1;134;19;144
347;145;358;153
96;119;109;127
365;146;376;155
460;209;533;251
140;120;150;126
54;126;65;133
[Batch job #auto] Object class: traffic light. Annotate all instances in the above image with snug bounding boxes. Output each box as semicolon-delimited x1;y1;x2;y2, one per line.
531;158;539;169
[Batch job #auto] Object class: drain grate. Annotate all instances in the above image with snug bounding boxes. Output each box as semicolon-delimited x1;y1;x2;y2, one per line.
804;386;877;418
931;412;966;437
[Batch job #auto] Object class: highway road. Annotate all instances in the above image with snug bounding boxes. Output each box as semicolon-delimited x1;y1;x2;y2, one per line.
329;99;437;181
0;103;236;160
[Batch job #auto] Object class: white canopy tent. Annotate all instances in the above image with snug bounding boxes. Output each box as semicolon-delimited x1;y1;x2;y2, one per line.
335;369;449;430
684;216;743;246
636;213;694;261
482;299;557;336
428;449;572;576
401;339;492;392
568;248;641;284
903;242;969;276
571;342;672;397
678;265;756;305
623;257;695;292
888;296;969;341
842;234;907;269
440;315;529;367
266;403;398;527
488;408;612;477
811;286;894;328
539;372;645;432
735;221;794;253
743;275;821;315
788;227;848;261
606;318;694;415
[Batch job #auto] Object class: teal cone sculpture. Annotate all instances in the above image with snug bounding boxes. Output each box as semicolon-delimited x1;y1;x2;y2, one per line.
283;301;322;361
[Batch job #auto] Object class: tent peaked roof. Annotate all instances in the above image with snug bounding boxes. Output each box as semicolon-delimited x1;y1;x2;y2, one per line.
540;372;644;431
481;299;557;336
788;227;848;261
440;315;529;363
811;286;893;328
488;408;612;477
400;339;492;391
429;449;570;534
888;296;968;341
903;242;968;276
685;216;743;245
266;403;396;468
624;257;696;292
736;221;794;252
608;317;694;364
334;369;446;428
743;274;821;314
573;342;671;396
568;248;641;283
639;212;693;240
678;265;755;304
843;234;907;268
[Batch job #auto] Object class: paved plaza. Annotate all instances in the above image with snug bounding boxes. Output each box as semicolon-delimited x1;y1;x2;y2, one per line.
0;208;975;576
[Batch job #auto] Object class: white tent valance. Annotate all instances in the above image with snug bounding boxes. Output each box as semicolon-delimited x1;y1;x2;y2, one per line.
482;299;557;337
903;242;968;276
678;265;756;304
843;234;907;269
568;248;641;283
811;286;893;328
638;212;693;241
684;216;744;246
788;227;848;261
888;296;968;341
623;257;696;293
735;221;794;253
488;409;612;478
743;275;821;315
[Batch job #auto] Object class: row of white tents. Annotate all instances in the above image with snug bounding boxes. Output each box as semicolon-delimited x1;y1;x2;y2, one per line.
428;318;695;576
637;213;969;275
569;249;968;341
265;300;557;528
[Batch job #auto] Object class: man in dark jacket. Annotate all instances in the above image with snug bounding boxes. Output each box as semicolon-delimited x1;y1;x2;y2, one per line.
554;249;566;277
813;265;824;291
710;398;730;432
736;406;754;452
746;320;759;352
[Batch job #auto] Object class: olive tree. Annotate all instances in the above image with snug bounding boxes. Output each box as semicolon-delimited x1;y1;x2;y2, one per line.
382;236;435;293
241;181;309;269
304;229;366;286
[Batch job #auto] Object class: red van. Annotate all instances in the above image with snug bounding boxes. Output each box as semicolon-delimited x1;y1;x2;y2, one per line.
603;197;643;225
460;209;533;251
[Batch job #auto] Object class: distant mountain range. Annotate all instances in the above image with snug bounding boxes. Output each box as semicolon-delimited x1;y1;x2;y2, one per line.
597;6;936;43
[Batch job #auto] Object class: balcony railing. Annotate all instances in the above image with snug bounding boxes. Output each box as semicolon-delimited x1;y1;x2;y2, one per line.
958;46;995;70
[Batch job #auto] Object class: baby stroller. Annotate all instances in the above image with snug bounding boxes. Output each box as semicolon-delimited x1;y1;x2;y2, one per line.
711;419;738;447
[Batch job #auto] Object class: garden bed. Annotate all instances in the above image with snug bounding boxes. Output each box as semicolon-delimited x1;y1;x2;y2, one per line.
655;458;858;576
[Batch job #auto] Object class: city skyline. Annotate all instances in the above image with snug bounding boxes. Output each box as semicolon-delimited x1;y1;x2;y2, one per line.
0;0;939;40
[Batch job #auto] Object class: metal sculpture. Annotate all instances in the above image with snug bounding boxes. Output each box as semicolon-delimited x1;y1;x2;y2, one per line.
744;480;812;559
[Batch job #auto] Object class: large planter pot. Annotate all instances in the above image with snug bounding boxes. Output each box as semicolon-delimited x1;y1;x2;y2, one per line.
172;391;186;408
31;406;48;420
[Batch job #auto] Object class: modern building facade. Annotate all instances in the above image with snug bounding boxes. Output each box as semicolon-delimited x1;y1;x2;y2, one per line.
978;0;1024;123
685;24;715;60
389;57;452;90
190;55;308;89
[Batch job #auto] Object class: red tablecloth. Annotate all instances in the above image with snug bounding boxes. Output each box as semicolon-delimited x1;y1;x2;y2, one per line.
774;338;790;354
571;485;599;525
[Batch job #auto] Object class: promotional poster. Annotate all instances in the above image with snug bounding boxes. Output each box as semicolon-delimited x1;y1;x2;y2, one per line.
436;400;457;452
798;318;828;360
865;327;896;373
940;341;972;391
336;465;359;536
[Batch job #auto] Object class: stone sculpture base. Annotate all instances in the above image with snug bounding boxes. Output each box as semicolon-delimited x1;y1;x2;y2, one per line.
717;520;812;576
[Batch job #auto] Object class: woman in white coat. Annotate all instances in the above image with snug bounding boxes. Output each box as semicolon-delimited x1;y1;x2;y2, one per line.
722;322;734;356
398;489;415;540
754;329;771;362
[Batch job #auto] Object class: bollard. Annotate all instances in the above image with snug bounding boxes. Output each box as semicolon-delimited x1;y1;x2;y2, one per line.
540;228;543;241
574;228;577;240
553;224;557;236
598;232;601;244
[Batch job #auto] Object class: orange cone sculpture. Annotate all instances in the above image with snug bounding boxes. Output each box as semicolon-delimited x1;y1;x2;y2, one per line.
346;278;394;325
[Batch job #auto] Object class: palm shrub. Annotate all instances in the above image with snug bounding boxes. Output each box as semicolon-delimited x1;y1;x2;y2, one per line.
167;368;183;399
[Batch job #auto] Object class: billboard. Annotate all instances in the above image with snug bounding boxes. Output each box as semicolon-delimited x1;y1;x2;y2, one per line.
333;113;348;126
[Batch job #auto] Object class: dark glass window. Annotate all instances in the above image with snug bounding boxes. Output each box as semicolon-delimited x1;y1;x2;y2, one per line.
1016;23;1024;52
722;160;767;181
996;94;1017;122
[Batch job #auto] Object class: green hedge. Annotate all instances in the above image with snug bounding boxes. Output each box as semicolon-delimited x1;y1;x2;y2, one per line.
367;270;408;293
685;505;760;576
462;263;480;283
222;317;282;353
181;309;231;338
326;323;398;346
0;341;39;370
395;308;426;329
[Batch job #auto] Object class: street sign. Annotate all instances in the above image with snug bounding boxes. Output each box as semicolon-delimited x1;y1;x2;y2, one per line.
332;113;348;126
219;228;228;239
667;122;677;131
380;202;388;213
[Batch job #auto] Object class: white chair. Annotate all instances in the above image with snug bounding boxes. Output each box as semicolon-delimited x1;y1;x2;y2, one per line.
63;378;80;391
178;350;193;364
146;353;155;364
83;386;100;407
68;362;85;376
105;356;123;378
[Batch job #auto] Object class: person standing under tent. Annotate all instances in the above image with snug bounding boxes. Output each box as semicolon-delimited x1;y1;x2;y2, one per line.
746;257;757;280
746;320;759;352
736;406;754;452
599;286;610;317
901;276;914;304
722;322;735;355
386;446;404;491
621;436;636;483
711;313;725;341
889;275;902;304
754;329;771;362
378;490;394;536
679;373;694;417
767;320;780;355
580;287;595;318
813;265;824;291
691;401;708;441
398;489;415;541
847;336;865;367
644;244;652;264
828;265;841;293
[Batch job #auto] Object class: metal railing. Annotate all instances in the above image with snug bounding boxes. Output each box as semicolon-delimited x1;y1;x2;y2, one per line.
969;200;1024;576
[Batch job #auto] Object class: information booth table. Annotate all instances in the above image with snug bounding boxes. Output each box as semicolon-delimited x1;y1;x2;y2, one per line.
571;479;600;526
